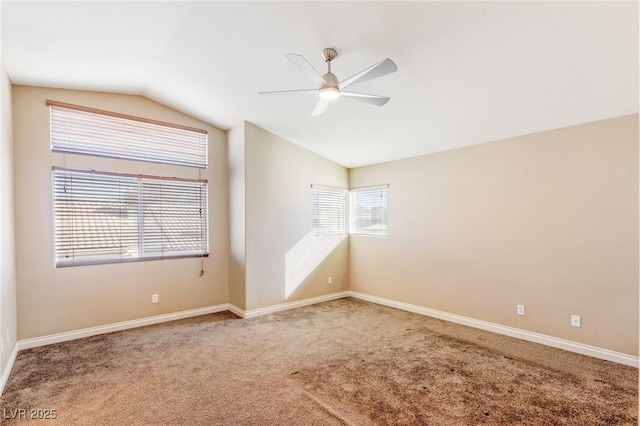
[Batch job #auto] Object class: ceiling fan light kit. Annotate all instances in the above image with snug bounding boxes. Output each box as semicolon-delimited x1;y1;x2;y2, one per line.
259;47;397;116
319;86;340;100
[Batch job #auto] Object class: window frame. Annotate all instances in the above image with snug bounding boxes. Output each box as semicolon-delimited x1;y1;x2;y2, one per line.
52;167;209;268
349;184;389;237
48;100;208;168
311;184;348;237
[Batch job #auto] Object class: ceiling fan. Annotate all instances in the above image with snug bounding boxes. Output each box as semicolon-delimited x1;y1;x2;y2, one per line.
259;48;397;116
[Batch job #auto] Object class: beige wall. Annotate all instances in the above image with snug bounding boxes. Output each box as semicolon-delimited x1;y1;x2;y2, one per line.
12;86;229;339
243;123;349;310
7;83;636;360
349;115;639;356
228;123;246;310
1;59;18;377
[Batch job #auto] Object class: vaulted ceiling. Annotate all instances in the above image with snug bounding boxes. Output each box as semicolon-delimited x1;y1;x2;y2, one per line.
2;1;638;168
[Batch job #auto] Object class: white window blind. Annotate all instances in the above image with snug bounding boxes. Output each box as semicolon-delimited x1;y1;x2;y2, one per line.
53;167;208;267
350;185;388;236
312;185;347;236
48;100;208;168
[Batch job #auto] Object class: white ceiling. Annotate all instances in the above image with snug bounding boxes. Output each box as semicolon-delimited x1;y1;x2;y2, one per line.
2;1;638;168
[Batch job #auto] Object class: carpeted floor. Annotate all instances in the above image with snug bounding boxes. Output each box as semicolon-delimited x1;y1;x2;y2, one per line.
1;298;637;425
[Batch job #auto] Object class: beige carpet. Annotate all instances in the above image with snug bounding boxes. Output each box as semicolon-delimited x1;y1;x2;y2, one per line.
1;298;637;425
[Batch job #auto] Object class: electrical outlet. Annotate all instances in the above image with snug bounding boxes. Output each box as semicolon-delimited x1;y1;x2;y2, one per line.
517;305;525;316
328;277;333;284
571;315;581;327
152;294;159;304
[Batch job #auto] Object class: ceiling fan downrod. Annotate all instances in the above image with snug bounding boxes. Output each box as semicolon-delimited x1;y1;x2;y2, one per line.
320;48;340;99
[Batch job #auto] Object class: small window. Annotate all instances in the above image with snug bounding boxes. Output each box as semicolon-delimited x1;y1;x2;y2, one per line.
312;185;347;236
53;167;208;267
350;185;388;236
48;100;208;168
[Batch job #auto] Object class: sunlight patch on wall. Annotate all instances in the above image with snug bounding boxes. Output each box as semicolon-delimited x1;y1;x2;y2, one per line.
284;231;346;299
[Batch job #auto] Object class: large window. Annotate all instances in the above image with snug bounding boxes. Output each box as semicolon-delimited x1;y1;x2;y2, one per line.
53;168;208;267
48;100;208;168
49;100;210;267
350;185;388;236
312;185;347;236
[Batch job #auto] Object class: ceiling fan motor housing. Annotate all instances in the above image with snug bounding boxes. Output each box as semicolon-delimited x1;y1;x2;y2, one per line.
322;72;338;87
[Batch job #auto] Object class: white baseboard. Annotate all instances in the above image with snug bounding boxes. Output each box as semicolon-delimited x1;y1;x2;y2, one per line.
14;291;351;351
5;290;634;396
230;291;350;319
17;304;229;351
348;291;638;368
0;343;19;396
226;304;245;318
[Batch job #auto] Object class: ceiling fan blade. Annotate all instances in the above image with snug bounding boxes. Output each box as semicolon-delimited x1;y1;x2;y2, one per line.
312;98;330;116
259;89;319;95
341;91;390;106
285;53;327;87
338;58;397;90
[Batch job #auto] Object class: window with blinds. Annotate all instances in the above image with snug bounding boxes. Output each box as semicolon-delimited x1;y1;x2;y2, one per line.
48;100;208;168
350;185;388;236
53;167;208;267
312;185;347;236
